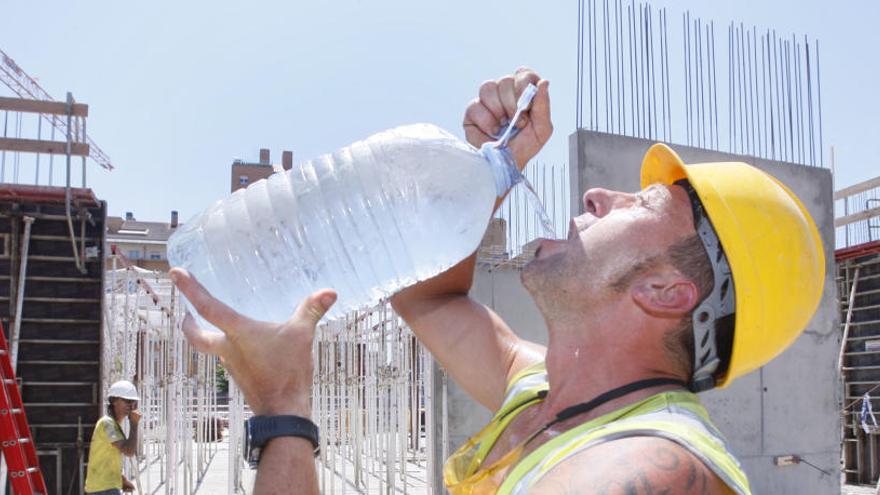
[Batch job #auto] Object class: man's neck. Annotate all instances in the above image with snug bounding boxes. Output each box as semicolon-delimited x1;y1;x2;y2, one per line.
538;315;685;425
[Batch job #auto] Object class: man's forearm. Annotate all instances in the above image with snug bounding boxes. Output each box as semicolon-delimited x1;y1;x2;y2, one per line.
253;437;318;495
122;422;139;457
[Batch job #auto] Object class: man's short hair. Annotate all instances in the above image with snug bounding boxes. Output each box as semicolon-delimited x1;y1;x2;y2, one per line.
663;234;715;377
610;233;714;377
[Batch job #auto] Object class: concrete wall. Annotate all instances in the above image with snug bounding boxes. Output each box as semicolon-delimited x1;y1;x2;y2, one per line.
443;130;839;494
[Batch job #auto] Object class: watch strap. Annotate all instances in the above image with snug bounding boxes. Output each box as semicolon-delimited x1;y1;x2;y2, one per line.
246;415;320;467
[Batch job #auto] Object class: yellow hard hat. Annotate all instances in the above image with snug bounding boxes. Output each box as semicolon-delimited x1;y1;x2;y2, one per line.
640;143;825;390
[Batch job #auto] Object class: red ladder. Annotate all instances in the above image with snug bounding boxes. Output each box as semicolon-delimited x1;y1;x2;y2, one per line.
0;324;46;495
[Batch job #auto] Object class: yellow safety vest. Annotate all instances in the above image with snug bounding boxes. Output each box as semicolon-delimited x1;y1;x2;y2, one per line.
444;362;751;495
84;415;125;492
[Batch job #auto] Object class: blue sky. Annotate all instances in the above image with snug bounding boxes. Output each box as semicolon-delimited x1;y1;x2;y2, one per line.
2;0;877;222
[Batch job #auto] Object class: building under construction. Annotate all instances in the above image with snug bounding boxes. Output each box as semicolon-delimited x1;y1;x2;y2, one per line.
0;1;876;494
0;48;226;495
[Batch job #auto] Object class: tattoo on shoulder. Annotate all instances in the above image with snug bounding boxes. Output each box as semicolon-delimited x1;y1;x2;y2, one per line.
646;446;680;471
540;443;725;495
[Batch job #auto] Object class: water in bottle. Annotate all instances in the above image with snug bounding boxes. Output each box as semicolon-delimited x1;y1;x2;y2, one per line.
168;86;554;326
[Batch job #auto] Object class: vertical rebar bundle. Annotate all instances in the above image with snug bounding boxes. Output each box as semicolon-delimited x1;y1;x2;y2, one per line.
575;1;825;167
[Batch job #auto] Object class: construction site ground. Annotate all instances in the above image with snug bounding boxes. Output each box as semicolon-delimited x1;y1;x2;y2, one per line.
152;433;427;494
843;483;878;495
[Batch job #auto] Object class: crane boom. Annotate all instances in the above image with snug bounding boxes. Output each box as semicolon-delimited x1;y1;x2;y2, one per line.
0;48;113;170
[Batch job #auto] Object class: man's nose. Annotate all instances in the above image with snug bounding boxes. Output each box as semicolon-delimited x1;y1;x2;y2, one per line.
581;188;625;217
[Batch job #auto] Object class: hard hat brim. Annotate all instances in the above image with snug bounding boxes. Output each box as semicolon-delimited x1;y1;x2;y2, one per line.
640;143;690;189
109;393;141;401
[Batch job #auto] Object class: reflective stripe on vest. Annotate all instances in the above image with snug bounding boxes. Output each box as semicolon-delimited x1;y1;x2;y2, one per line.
473;363;751;495
502;406;751;495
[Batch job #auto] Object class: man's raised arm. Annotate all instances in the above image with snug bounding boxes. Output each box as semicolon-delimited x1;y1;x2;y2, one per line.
112;412;140;457
391;68;552;411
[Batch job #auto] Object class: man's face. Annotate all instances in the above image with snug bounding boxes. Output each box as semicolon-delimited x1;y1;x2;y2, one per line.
112;397;138;416
522;184;696;313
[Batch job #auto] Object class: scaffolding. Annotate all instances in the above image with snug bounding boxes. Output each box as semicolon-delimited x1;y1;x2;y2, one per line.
313;302;434;494
104;254;222;494
103;254;441;494
836;176;880;251
0;47;117;494
837;176;880;488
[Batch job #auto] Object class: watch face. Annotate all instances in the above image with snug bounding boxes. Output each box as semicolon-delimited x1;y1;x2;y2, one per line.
243;419;250;449
244;419;256;468
247;447;262;469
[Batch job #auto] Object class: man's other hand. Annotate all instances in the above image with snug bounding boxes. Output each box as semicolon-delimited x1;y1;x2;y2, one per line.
170;268;336;417
128;410;141;424
122;477;135;492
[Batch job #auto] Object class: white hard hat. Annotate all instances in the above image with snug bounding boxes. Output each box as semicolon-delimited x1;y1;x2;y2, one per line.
107;380;140;401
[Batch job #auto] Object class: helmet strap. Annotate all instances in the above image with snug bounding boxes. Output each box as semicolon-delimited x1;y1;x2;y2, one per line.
675;180;736;392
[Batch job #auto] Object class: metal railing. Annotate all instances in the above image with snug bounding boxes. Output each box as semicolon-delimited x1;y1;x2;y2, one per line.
835;176;880;250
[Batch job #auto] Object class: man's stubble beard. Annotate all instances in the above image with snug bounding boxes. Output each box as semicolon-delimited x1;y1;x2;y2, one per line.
522;251;588;317
522;246;638;321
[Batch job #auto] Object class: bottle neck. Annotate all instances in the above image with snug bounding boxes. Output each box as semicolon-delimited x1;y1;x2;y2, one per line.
481;143;522;196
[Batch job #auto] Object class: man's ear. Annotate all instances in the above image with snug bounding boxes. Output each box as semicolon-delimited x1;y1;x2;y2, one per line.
631;268;699;318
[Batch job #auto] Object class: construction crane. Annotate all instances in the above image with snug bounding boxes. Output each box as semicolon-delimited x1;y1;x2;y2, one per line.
0;48;113;170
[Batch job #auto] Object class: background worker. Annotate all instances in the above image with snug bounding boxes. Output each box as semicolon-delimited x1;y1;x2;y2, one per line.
84;380;140;494
170;67;823;495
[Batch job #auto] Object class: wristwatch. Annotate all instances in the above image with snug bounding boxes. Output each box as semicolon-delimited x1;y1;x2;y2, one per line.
244;415;320;468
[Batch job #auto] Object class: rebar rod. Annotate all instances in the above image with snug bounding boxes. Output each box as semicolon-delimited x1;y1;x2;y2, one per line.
728;23;734;153
750;27;760;158
699;18;707;148
684;12;692;145
648;5;658;140
577;0;584;129
795;35;806;165
710;21;719;150
816;39;824;166
805;36;815;166
604;0;611;132
628;2;636;137
616;0;624;134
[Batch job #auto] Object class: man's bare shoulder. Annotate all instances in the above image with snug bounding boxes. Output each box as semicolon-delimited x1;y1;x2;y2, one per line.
527;435;734;494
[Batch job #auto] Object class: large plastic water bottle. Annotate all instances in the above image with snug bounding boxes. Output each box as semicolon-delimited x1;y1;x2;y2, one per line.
168;86;553;323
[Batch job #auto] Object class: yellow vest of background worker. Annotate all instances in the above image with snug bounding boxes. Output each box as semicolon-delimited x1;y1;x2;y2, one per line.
84;415;125;493
444;363;751;495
